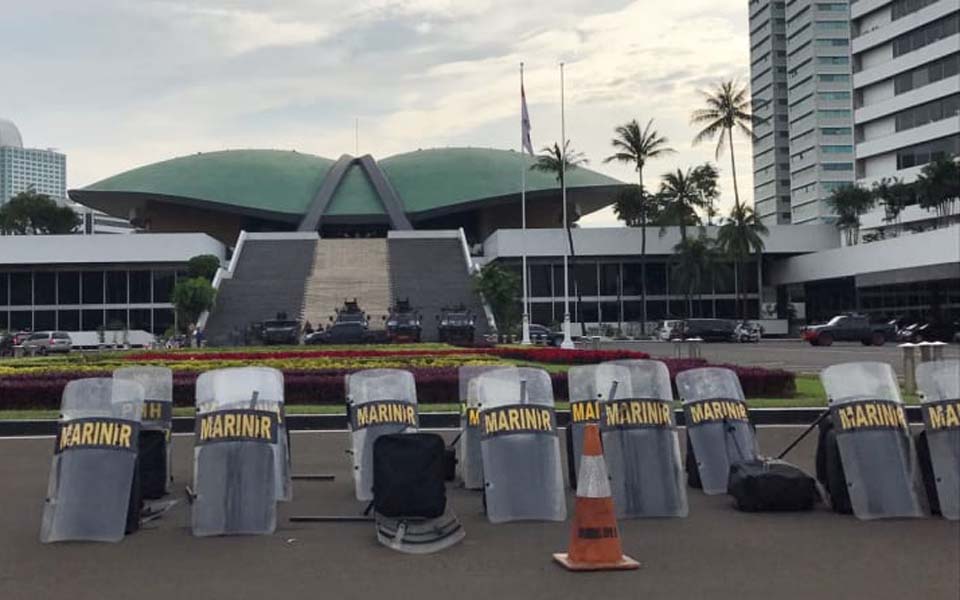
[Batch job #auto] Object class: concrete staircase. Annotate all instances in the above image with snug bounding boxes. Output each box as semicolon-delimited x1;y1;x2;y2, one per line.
388;233;491;342
301;239;393;329
204;237;318;346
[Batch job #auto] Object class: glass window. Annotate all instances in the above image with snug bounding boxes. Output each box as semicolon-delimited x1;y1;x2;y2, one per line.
81;309;103;331
34;310;55;331
820;127;852;135
530;265;552;298
58;310;80;331
10;310;32;330
646;262;668;295
106;271;127;304
599;302;621;324
105;309;127;330
82;271;104;304
822;162;853;170
153;271;175;303
58;272;80;304
0;310;8;331
10;273;31;306
573;263;597;296
153;308;175;336
822;145;853;153
129;271;151;304
622;263;643;296
600;264;619;296
129;309;151;331
530;303;552;327
0;273;7;305
34;272;55;305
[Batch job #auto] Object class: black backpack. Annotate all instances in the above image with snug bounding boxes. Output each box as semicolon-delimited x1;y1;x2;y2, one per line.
815;416;852;514
728;459;819;512
372;433;447;519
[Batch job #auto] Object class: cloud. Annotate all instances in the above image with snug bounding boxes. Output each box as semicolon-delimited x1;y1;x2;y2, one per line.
1;0;755;226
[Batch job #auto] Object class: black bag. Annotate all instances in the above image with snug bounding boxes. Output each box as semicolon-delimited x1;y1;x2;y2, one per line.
814;416;852;514
915;430;942;516
373;433;447;519
728;459;819;511
138;430;169;500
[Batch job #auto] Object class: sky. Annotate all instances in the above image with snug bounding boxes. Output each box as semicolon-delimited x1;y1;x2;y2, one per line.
1;0;754;226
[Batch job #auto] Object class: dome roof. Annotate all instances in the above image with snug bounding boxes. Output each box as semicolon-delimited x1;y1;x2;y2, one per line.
0;119;24;148
74;147;625;223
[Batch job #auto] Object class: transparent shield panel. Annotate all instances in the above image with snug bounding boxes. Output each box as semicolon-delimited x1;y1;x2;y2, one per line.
347;369;418;501
677;367;757;495
600;360;688;518
41;378;145;543
192;368;282;536
916;360;960;520
459;366;500;490
114;366;175;495
477;367;565;523
821;362;923;520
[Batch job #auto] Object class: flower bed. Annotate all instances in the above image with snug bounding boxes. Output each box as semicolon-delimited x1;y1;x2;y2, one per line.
0;356;795;410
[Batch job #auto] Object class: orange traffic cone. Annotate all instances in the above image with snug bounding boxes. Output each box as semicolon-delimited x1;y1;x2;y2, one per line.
553;423;640;571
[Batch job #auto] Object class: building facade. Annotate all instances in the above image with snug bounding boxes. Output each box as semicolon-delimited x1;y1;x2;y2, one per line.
851;0;959;227
750;0;794;225
0;119;67;206
785;0;857;224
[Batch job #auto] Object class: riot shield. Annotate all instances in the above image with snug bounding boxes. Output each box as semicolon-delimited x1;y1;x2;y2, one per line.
596;360;688;518
114;366;173;497
41;378;144;543
192;368;283;536
821;362;923;520
458;366;499;490
916;360;959;520
477;367;565;523
676;367;758;495
566;365;603;487
347;369;418;502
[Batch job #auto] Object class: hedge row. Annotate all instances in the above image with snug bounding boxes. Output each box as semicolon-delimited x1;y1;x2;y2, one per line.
0;359;795;410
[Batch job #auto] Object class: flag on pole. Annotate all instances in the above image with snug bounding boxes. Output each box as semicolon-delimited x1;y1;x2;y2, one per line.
521;80;534;155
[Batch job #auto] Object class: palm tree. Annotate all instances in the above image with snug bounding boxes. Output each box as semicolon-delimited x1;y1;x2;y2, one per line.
531;141;588;332
717;202;768;319
670;234;718;319
604;119;674;334
827;184;874;245
871;177;916;237
658;168;707;242
690;163;720;225
690;80;755;209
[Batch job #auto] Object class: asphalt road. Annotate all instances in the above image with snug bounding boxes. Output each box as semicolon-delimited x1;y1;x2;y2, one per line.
2;429;957;600
601;339;960;376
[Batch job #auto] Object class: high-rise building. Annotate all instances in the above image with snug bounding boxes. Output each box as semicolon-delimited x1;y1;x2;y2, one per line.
749;0;794;225
785;0;857;224
0;119;67;206
851;1;959;210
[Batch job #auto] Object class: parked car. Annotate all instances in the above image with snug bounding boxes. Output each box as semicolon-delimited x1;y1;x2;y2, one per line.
734;321;762;343
527;324;564;346
801;314;895;346
0;332;14;357
683;319;736;342
655;320;685;341
259;318;301;345
20;331;73;355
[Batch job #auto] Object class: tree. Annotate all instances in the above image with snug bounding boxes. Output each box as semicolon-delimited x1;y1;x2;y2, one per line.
690;163;721;225
603;119;674;333
716;202;768;319
473;263;521;335
171;277;216;333
0;189;80;235
531;141;588;333
613;185;662;228
827;184;874;245
187;254;222;280
658;168;707;242
690;80;756;210
871;177;915;236
670;234;719;319
915;155;959;227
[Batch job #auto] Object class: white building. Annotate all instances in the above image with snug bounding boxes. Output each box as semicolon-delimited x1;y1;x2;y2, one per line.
749;0;794;225
0;119;66;206
785;0;857;224
851;0;959;231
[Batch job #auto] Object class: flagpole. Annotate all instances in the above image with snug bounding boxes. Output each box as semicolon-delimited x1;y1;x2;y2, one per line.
520;62;532;346
559;62;573;350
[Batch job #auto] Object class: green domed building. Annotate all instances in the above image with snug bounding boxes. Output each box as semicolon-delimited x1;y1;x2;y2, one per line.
70;147;626;244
